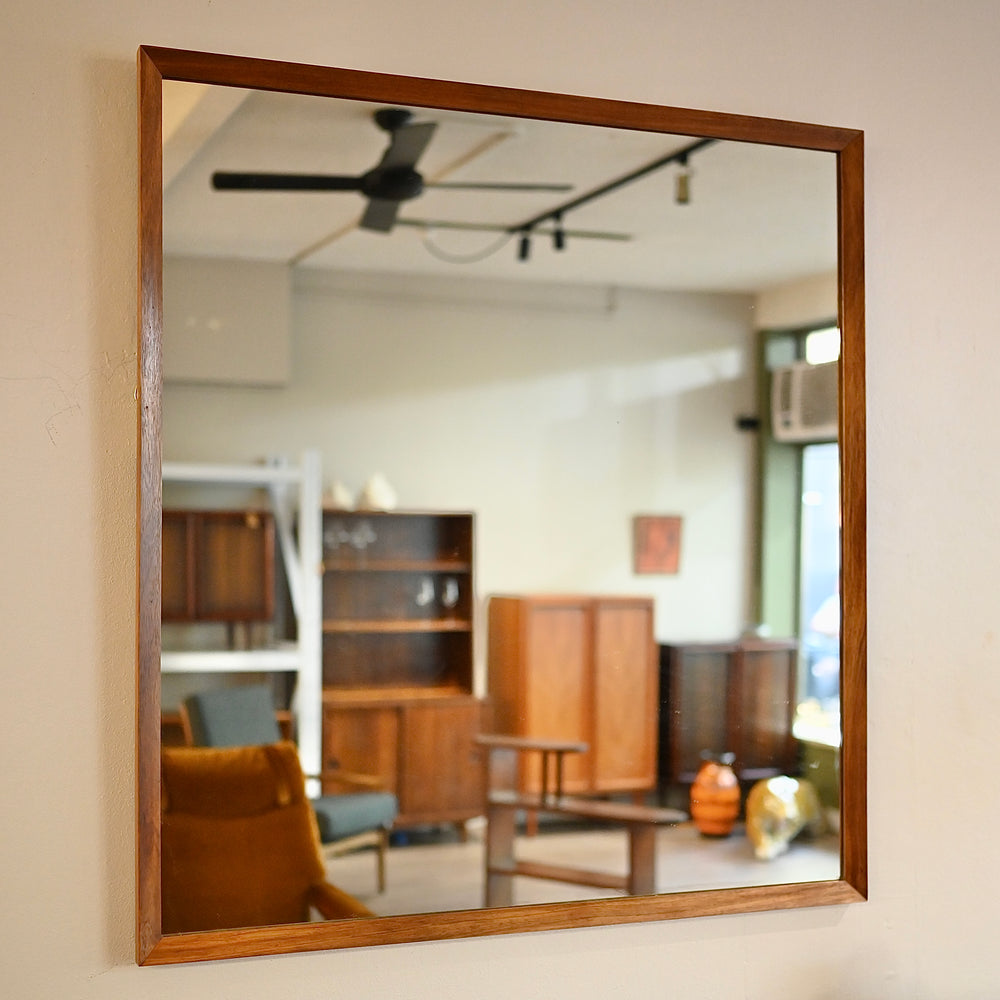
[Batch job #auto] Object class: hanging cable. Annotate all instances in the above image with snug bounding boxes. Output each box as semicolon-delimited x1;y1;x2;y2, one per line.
419;226;514;264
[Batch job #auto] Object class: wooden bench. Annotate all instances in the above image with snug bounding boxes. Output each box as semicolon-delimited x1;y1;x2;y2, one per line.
476;735;687;907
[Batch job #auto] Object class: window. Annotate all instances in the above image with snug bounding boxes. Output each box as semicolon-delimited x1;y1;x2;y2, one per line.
796;440;840;743
804;325;840;364
758;323;841;746
795;325;840;744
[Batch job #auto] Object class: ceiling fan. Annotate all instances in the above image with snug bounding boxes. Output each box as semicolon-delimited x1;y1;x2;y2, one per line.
211;107;573;234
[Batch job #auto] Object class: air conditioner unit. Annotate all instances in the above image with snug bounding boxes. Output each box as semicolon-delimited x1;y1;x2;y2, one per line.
770;360;838;443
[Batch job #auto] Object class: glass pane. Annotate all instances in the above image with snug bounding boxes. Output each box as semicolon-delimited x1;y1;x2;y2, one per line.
797;440;840;742
804;326;840;364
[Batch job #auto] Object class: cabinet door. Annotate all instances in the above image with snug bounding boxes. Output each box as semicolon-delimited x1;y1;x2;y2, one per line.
322;705;400;796
591;599;657;792
195;511;274;621
161;510;274;623
733;642;798;778
399;701;484;822
161;512;194;620
662;644;734;786
522;601;592;793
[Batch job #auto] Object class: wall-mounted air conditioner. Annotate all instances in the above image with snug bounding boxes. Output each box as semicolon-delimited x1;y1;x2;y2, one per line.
770;360;838;443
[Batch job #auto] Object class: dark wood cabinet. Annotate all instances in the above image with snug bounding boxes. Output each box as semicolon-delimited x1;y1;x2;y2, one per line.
320;510;484;828
487;594;659;799
658;638;799;790
161;509;275;622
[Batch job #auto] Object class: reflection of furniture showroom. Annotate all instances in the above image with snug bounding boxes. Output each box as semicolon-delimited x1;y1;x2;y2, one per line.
160;478;803;867
162;495;489;837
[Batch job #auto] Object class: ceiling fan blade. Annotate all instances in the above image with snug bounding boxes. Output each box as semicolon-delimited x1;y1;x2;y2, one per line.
212;172;363;192
378;121;437;171
360;198;402;233
397;218;632;241
426;182;573;192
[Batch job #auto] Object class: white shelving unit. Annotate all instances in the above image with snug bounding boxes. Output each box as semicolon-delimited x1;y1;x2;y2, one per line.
160;450;323;784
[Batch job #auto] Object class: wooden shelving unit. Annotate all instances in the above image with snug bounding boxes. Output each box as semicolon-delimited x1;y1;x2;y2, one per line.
320;510;485;829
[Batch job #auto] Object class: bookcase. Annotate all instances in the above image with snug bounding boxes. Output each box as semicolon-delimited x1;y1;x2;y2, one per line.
320;510;486;829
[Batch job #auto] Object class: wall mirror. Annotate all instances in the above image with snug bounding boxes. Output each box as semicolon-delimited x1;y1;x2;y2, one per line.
137;45;866;965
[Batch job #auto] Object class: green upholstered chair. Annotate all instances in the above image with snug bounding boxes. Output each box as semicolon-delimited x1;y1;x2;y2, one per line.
160;741;374;933
180;685;398;893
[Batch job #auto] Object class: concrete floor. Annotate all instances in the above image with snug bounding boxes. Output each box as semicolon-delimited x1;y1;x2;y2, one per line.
326;819;841;917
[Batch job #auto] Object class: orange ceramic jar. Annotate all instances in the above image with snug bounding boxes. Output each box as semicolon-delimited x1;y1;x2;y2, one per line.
690;755;740;837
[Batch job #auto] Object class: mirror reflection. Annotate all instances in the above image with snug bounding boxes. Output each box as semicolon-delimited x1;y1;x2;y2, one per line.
158;82;842;930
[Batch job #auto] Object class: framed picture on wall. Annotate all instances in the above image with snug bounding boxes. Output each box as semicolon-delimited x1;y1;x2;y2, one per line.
633;515;682;574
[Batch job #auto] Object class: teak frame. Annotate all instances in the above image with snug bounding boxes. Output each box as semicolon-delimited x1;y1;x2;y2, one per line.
136;44;866;965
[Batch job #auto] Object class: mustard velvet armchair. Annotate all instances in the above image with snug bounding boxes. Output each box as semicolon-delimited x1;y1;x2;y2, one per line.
160;741;374;933
180;685;398;892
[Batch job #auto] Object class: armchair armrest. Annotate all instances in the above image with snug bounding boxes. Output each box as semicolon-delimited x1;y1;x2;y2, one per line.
475;733;589;800
308;880;374;920
322;756;388;791
319;768;388;792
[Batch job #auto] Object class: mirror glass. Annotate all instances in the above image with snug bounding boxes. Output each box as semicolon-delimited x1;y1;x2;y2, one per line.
138;47;866;965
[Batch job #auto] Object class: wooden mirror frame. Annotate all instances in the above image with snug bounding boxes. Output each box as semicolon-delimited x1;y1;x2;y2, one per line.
136;44;866;966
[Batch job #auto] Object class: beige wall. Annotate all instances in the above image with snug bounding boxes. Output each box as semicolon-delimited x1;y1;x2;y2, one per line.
756;272;838;331
3;1;999;996
163;256;292;385
164;265;757;643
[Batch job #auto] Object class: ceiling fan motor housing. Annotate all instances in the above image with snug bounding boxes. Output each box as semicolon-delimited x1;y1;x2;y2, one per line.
361;166;425;202
373;107;413;133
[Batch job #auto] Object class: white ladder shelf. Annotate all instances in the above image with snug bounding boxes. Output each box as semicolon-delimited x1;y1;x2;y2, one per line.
160;450;323;785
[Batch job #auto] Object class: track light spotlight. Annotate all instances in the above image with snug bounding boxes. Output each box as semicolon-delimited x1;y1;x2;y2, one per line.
675;154;691;205
552;214;566;251
518;230;532;261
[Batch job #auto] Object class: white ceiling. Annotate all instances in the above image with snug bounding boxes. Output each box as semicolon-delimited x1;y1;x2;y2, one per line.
162;82;838;295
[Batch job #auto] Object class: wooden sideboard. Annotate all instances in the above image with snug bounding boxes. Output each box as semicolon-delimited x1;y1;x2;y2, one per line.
322;691;486;829
657;638;799;790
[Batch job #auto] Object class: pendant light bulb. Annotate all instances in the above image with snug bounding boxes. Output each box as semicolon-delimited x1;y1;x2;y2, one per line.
675;155;692;205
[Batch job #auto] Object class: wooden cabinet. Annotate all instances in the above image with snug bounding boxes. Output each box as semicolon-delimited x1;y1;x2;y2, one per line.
658;638;799;789
486;595;659;798
322;695;485;827
320;510;485;828
162;509;275;622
